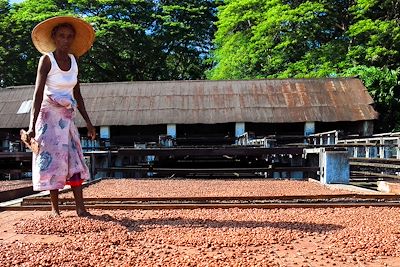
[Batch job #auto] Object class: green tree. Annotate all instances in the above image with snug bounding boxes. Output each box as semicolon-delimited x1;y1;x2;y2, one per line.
0;0;11;87
71;0;162;82
1;0;70;87
153;0;218;80
344;66;400;132
208;0;355;79
209;0;399;78
346;0;400;69
0;0;218;86
209;0;400;132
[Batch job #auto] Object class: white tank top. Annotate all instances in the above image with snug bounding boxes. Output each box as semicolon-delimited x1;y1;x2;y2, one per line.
44;52;78;97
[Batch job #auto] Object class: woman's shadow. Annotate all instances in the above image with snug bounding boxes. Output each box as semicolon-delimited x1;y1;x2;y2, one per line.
87;213;343;234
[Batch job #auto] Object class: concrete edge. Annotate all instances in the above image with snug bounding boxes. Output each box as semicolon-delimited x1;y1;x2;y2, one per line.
0;178;102;207
307;178;381;194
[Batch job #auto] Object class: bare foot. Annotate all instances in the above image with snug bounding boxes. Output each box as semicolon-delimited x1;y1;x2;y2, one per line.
77;210;91;217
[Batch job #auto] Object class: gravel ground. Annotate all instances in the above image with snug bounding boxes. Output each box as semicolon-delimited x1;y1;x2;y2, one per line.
1;179;398;266
0;180;32;192
0;207;399;266
60;179;354;198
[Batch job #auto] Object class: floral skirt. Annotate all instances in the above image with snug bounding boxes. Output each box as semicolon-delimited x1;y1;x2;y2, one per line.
32;96;89;191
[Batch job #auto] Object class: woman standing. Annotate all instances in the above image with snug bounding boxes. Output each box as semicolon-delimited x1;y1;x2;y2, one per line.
25;16;96;217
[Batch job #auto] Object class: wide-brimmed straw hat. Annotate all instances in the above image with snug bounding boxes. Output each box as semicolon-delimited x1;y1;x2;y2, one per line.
31;16;95;57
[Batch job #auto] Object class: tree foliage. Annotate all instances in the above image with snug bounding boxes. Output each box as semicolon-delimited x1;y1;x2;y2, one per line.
153;0;218;79
0;0;66;87
0;0;11;87
209;0;400;132
0;0;217;87
2;0;400;132
71;0;161;82
344;66;400;131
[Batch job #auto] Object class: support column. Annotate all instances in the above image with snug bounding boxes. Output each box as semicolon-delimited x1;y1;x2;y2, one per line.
100;126;111;147
235;122;245;137
167;124;177;138
290;155;303;180
397;138;400;160
2;140;9;152
304;122;315;136
379;138;385;158
361;121;373;136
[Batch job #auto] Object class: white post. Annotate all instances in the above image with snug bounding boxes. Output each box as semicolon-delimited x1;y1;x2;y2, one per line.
397;138;400;159
100;126;110;139
167;124;177;138
379;138;385;158
2;140;9;151
362;121;373;136
235;122;245;137
304;122;315;136
100;126;111;148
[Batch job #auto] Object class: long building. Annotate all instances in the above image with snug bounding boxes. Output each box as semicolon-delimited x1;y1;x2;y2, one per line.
0;78;378;149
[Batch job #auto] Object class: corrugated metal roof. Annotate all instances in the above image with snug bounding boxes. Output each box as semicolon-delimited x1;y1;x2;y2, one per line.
0;78;378;128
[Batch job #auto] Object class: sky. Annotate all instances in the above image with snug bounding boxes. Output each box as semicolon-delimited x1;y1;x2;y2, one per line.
10;0;25;4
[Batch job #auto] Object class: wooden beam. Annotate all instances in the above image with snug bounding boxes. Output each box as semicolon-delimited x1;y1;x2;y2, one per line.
118;147;304;157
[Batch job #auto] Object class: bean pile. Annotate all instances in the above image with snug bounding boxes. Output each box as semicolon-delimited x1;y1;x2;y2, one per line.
1;179;397;266
1;207;399;266
60;179;353;198
0;180;32;192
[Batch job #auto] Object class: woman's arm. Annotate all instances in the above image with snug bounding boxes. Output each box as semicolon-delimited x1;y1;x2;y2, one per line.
27;55;51;138
73;81;96;140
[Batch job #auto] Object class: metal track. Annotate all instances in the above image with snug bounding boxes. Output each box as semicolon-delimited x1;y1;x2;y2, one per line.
1;194;398;211
21;193;400;204
2;202;400;211
350;157;400;182
0;187;35;202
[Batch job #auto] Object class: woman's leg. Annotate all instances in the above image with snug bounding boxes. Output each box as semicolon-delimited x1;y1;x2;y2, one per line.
72;185;90;217
50;189;60;216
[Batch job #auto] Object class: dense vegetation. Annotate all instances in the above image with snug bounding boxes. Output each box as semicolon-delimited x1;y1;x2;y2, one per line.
209;0;400;131
1;0;399;131
0;0;218;86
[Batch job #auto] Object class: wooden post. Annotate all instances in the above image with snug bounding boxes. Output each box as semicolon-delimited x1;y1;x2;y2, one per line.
304;122;315;136
235;122;245;137
167;124;177;138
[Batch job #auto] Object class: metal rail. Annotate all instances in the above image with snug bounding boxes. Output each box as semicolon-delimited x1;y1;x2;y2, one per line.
94;166;319;178
350;157;400;164
118;147;305;156
3;202;400;211
350;161;400;170
351;171;400;180
0;187;34;202
22;194;400;204
349;157;400;181
0;152;31;160
1;194;395;211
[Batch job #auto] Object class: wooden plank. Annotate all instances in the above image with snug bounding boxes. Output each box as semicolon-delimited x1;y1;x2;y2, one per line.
94;166;319;173
0;152;32;160
351;171;400;180
350;161;400;169
118;147;304;157
350;157;400;164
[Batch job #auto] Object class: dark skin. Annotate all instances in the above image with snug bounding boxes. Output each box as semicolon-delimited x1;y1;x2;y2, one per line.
27;26;95;217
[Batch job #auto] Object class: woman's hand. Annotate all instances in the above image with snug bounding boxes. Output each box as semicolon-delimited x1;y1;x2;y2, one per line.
26;128;35;140
87;123;96;140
